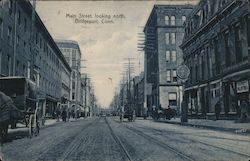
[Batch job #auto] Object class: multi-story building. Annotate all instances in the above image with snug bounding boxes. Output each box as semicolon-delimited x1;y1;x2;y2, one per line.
133;72;144;116
0;0;71;119
180;0;250;118
80;74;97;117
56;40;83;116
144;5;193;115
61;62;71;115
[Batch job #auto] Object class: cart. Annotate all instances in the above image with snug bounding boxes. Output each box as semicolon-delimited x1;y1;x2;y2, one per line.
0;77;39;142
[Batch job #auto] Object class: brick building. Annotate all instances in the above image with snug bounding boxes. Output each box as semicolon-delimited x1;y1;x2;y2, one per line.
0;0;71;118
144;5;193;115
133;72;144;117
180;0;250;118
56;40;84;116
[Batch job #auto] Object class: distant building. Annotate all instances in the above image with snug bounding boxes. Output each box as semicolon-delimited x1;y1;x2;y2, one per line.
0;0;71;119
180;0;250;118
144;5;193;115
133;72;144;117
56;40;83;116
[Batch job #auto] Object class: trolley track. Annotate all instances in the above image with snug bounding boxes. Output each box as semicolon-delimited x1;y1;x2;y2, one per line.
112;119;195;161
105;117;133;161
133;124;250;158
35;118;100;161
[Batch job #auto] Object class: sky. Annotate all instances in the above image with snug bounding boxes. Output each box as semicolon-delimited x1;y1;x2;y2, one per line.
36;0;198;108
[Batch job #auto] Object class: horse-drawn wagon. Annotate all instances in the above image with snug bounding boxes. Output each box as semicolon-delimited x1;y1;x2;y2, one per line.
0;77;39;142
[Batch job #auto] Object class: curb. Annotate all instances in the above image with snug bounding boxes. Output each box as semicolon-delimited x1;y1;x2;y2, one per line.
156;120;250;135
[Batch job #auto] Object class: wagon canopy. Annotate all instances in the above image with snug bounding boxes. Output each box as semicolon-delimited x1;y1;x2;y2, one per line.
0;91;24;122
0;91;13;108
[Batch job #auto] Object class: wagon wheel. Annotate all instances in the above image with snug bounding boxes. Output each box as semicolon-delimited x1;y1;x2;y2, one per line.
28;114;35;138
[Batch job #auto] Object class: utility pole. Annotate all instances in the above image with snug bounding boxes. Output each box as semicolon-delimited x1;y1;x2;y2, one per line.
84;75;88;118
124;58;135;120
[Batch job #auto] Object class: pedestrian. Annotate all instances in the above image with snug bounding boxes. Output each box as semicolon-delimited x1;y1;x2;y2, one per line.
214;101;221;121
62;110;67;122
239;99;249;123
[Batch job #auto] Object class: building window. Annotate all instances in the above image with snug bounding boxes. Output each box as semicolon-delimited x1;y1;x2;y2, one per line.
40;37;42;49
224;32;231;66
0;18;3;38
248;18;250;56
24;41;26;48
7;26;12;45
172;70;177;82
166;70;171;82
72;93;75;100
16;35;20;45
165;33;170;44
36;33;38;44
165;16;169;25
182;16;186;25
214;39;221;75
172;50;177;62
27;61;30;79
8;0;12;15
24;18;27;32
180;33;185;40
0;49;2;73
234;27;243;63
171;33;176;44
23;64;26;77
7;55;11;76
170;16;175;26
16;60;19;75
17;10;21;25
166;50;170;61
169;93;177;106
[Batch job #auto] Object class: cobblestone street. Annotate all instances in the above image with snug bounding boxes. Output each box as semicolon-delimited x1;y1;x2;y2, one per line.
1;117;250;161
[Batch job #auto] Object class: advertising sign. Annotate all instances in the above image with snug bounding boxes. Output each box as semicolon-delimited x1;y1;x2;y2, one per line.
237;80;249;93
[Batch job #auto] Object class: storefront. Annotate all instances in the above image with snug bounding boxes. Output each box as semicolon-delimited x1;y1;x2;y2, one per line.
222;69;250;117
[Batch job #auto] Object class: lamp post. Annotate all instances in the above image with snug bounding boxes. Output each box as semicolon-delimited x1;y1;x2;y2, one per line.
177;64;190;123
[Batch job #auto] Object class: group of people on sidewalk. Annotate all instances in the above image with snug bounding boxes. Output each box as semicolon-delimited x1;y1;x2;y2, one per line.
215;98;249;123
54;109;85;122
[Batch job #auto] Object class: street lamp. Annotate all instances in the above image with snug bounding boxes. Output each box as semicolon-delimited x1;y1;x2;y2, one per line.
177;64;190;123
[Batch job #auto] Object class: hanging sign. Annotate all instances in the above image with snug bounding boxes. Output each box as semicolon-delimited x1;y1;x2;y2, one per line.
237;80;249;93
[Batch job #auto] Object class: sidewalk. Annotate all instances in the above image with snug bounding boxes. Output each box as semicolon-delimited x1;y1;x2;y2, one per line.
137;117;250;134
8;118;59;134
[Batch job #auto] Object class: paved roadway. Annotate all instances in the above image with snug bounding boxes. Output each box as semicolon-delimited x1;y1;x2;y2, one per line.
1;117;250;161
